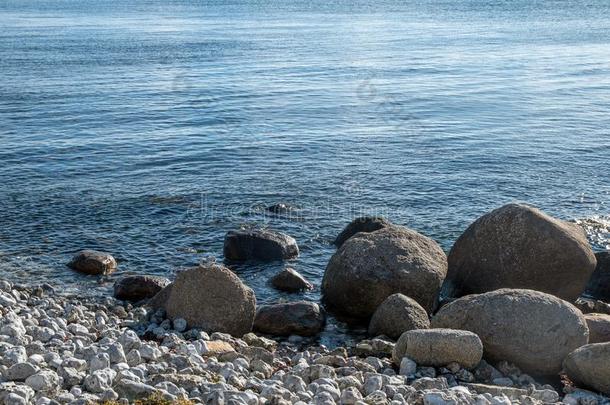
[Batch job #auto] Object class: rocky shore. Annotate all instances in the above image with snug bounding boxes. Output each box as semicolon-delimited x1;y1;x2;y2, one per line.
1;202;610;405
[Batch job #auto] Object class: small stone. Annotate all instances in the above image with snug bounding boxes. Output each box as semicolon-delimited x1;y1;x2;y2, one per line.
5;362;39;381
270;268;313;292
399;357;417;376
25;370;60;392
173;318;188;332
67;250;117;275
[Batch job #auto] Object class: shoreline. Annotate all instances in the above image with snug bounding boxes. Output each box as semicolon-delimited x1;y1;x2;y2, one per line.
1;278;608;405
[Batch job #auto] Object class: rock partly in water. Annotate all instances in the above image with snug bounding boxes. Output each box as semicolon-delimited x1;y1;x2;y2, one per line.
564;342;610;396
432;288;589;375
585;313;610;343
585;251;610;302
270;268;313;292
223;228;299;261
67;250;117;275
444;203;596;302
266;203;296;214
254;301;325;336
392;329;483;369
113;275;171;302
368;293;430;340
333;216;393;248
164;264;256;336
322;225;447;317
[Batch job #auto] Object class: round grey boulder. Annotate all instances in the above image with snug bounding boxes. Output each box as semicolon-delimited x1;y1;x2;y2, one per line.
223;229;299;261
322;225;447;317
392;328;483;369
334;216;393;247
585;313;610;344
563;342;610;396
585;251;610;302
270;268;313;292
67;250;117;275
445;203;596;302
113;275;171;302
164;264;256;336
368;293;430;339
253;301;325;336
432;288;589;375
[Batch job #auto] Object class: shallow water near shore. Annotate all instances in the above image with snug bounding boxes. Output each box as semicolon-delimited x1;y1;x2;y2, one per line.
1;0;610;344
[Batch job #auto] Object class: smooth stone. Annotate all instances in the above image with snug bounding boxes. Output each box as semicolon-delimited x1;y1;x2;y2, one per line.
223;228;299;261
444;203;596;301
5;362;39;381
270;268;313;292
113;275;170;302
67;250;117;275
585;251;610;301
392;328;483;369
368;293;430;340
322;225;447;317
432;288;589;375
563;342;610;396
585;313;610;343
254;301;325;336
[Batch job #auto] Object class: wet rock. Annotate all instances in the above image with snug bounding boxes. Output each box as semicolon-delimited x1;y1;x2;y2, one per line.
224;228;299;261
368;293;430;340
444;203;596;301
270;268;313;292
333;216;393;248
585;313;610;343
322;225;447;317
67;250;117;275
432;288;589;375
164;264;256;336
563;342;610;396
392;329;483;369
113;275;170;302
254;301;325;336
585;251;610;301
574;296;610;315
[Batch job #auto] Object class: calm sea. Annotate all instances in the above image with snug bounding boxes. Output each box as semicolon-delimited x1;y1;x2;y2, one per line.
1;0;609;342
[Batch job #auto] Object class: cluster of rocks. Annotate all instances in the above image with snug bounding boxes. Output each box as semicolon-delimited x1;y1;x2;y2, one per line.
2;279;609;405
17;202;610;403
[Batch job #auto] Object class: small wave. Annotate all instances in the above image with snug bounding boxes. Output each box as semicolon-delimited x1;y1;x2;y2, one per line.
575;216;610;251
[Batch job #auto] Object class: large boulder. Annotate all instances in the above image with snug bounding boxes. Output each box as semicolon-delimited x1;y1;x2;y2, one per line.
223;229;299;261
392;328;483;369
585;313;610;343
444;203;596;302
368;293;430;340
67;250;117;275
334;216;392;247
253;301;325;336
563;343;610;396
164;264;256;336
432;289;589;375
322;226;447;317
270;268;313;292
585;251;610;302
113;275;170;302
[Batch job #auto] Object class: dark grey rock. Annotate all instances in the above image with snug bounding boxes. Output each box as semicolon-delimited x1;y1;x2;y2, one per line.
223;229;299;261
368;293;430;340
334;216;392;248
113;275;170;302
67;250;117;275
585;251;610;301
254;301;325;336
270;268;313;292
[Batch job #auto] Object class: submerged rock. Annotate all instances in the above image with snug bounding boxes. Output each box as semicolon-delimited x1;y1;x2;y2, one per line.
322;225;447;317
585;313;610;343
266;203;296;214
392;329;483;369
333;216;393;248
432;288;589;375
444;203;596;301
113;275;170;302
270;268;313;292
223;228;299;261
368;293;430;340
254;301;325;336
585;251;610;302
67;250;117;276
164;264;256;336
564;342;610;396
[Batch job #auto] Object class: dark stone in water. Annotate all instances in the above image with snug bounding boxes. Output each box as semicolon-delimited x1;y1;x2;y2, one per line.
223;229;299;261
333;216;392;247
114;275;171;302
266;203;296;214
67;250;117;275
254;301;325;336
270;268;313;292
585;251;610;302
